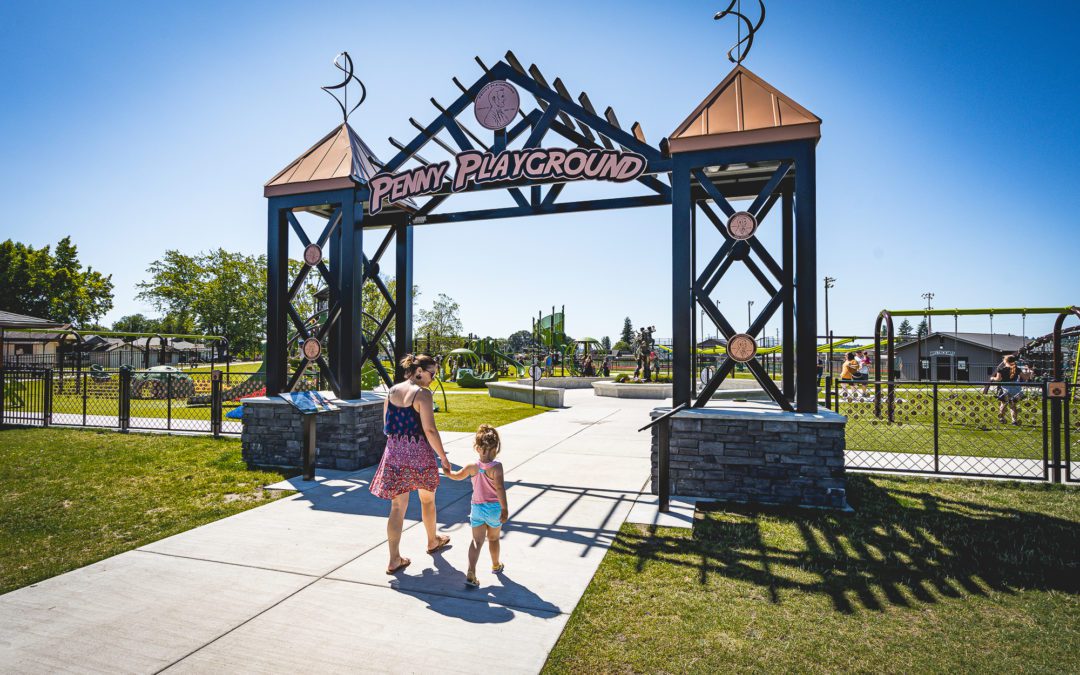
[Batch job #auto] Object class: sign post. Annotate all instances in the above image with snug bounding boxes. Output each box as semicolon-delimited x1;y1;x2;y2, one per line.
278;391;339;480
529;365;543;408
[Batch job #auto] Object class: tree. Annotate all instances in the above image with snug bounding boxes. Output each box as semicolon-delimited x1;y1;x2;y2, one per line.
620;317;633;346
898;319;913;340
916;319;929;338
417;293;462;338
189;249;266;357
600;336;612;351
506;329;534;354
112;313;158;333
0;237;113;325
136;250;200;332
138;249;265;357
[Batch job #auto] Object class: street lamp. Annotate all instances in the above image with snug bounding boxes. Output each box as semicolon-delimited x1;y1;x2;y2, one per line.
747;300;754;328
824;277;836;377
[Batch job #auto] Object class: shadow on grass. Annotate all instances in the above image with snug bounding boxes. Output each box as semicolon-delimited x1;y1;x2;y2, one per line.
615;475;1080;613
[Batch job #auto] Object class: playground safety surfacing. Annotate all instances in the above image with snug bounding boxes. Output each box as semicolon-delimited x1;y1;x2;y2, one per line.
0;390;660;674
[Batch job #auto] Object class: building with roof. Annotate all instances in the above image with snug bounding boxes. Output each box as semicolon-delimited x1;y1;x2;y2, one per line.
893;332;1031;381
0;311;70;366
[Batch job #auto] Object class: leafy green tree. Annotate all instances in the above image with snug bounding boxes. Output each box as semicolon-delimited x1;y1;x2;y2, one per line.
506;329;534;353
0;237;113;325
917;319;929;338
189;249;266;357
112;314;158;333
138;249;265;357
600;336;612;351
136;250;200;331
417;293;462;339
898;319;913;340
620;317;633;346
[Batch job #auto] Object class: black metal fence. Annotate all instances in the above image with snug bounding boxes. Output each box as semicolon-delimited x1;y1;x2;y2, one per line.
0;367;280;436
1;368;51;427
833;379;1079;482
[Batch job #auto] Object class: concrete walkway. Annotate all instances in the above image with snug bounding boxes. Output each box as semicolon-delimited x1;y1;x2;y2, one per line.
0;390;661;674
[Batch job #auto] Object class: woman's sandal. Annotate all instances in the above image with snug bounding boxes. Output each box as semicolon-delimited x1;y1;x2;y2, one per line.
386;557;411;575
426;535;451;554
464;572;480;588
492;563;505;574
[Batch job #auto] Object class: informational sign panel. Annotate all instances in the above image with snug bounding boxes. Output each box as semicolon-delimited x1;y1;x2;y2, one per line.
530;365;543;382
278;391;339;415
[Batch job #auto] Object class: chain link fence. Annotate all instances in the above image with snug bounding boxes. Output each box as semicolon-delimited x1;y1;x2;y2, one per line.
834;379;1053;480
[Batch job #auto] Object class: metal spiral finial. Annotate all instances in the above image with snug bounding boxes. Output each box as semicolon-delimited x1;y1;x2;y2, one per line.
714;0;766;64
321;52;367;123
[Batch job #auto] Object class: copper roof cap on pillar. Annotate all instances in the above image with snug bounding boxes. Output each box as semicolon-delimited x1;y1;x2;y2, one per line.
668;65;820;153
264;123;385;197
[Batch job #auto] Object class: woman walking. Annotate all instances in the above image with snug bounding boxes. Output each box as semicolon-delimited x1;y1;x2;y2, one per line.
370;354;452;574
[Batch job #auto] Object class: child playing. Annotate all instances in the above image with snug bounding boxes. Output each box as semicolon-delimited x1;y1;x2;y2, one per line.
444;424;509;588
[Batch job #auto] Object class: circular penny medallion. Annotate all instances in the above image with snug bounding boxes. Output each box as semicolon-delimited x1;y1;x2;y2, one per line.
727;333;757;363
474;80;520;130
301;337;322;361
727;211;758;240
303;244;323;267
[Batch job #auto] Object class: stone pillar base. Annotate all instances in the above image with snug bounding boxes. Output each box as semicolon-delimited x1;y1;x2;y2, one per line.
241;393;386;472
652;401;847;509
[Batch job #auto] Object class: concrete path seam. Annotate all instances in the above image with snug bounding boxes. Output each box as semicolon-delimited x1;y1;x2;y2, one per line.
133;549;320;579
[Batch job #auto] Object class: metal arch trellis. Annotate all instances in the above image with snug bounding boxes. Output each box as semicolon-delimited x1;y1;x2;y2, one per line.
331;50;676;395
368;49;672;229
266;48;816;415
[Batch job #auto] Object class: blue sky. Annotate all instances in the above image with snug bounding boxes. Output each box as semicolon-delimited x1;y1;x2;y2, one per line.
1;1;1077;342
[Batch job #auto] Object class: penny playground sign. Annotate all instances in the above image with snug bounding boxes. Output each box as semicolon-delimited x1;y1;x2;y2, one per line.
367;80;647;215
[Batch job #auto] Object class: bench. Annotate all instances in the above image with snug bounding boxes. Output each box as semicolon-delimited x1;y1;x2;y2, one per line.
486;381;565;408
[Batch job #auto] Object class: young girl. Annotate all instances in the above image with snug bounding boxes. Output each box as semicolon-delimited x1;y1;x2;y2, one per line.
445;424;508;588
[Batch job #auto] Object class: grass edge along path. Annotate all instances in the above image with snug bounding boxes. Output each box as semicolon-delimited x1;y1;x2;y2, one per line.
545;475;1080;674
0;428;297;595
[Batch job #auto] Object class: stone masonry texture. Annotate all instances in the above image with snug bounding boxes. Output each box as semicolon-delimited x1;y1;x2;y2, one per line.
652;410;848;509
241;398;387;471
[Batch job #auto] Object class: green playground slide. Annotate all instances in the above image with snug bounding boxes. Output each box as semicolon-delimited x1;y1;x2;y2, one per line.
493;349;527;378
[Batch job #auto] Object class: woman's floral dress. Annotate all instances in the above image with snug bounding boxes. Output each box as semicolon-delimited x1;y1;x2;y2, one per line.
369;399;439;499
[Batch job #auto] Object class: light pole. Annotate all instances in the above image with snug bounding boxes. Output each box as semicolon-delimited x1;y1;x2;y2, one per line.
824;277;835;377
747;300;754;329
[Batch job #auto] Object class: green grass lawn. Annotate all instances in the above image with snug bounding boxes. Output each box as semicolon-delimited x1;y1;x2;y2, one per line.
181;361;264;374
546;475;1080;674
0;428;296;595
434;394;550;432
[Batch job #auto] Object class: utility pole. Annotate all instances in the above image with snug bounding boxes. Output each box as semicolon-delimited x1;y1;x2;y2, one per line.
747;300;754;328
921;292;934;333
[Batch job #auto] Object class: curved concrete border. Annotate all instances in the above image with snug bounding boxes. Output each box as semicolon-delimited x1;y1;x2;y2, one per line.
592;381;673;399
516;376;609;389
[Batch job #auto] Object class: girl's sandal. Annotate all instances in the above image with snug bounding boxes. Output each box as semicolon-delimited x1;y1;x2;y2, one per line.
492;563;505;574
464;572;480;588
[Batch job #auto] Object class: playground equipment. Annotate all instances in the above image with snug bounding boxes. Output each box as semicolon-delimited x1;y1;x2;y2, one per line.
441;347;482;382
467;337;527;379
875;307;1079;416
531;307;608;376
